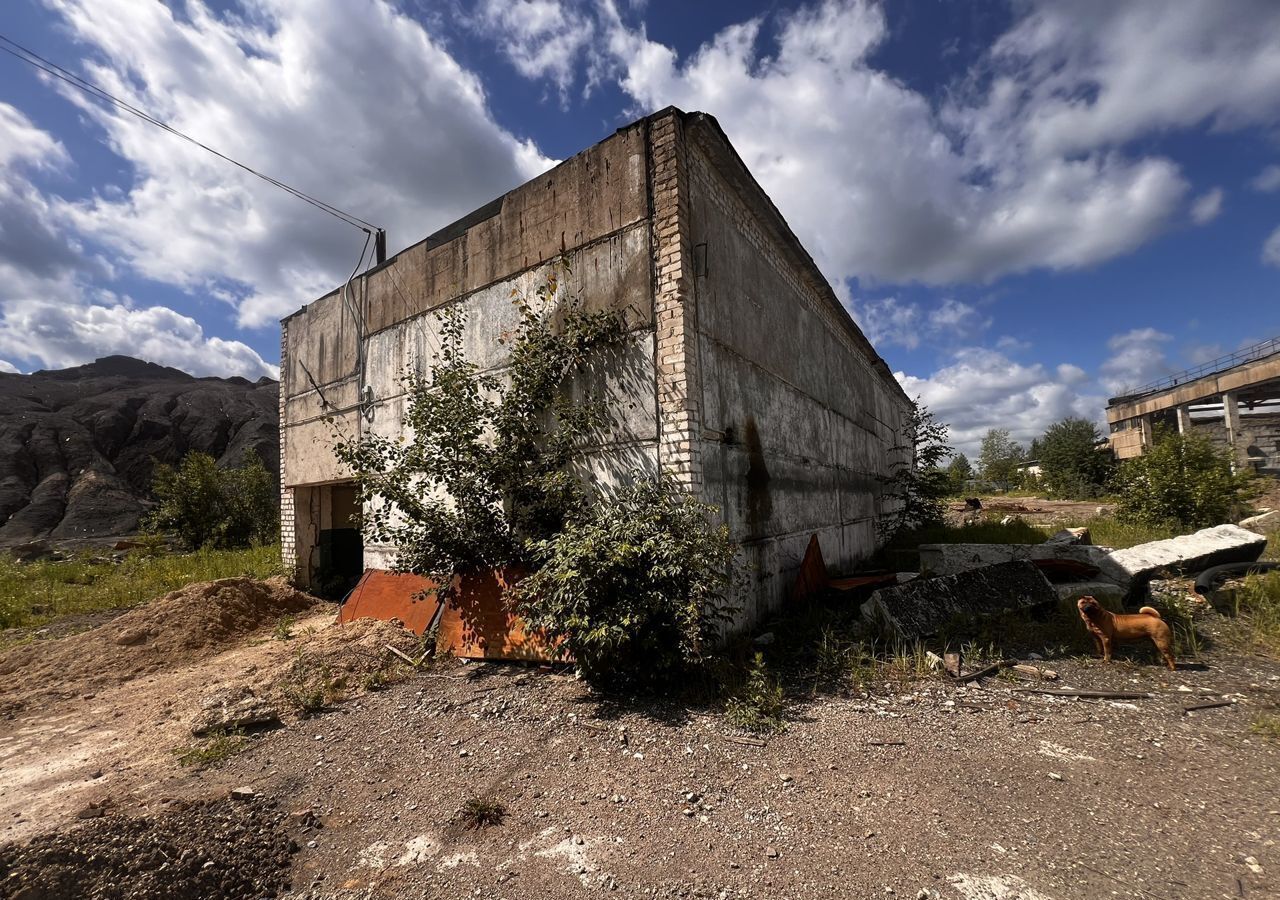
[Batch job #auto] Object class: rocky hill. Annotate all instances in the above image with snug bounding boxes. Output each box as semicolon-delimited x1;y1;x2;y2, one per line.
0;356;278;546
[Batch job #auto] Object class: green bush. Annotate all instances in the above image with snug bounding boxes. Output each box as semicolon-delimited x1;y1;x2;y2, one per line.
515;477;738;685
147;451;277;550
1111;427;1254;530
878;399;953;540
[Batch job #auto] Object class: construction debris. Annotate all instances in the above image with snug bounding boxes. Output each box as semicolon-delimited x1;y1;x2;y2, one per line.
861;560;1057;640
1107;524;1266;584
917;542;1129;587
1012;687;1152;700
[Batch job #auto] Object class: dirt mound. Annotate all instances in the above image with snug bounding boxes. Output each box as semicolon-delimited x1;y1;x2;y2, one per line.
0;796;296;899
191;616;428;732
0;577;316;711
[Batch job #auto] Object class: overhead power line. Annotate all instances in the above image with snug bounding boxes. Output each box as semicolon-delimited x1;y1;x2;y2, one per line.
0;32;384;238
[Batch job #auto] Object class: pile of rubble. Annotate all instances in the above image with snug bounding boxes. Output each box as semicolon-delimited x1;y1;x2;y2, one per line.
865;524;1268;640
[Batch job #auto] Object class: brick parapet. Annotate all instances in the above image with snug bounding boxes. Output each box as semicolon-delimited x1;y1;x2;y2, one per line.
649;111;704;489
278;320;296;578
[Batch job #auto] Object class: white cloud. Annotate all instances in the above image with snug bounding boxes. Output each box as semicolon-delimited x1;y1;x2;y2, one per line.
595;0;1188;286
1264;226;1280;268
1190;187;1224;224
44;0;553;328
1252;165;1280;193
0;299;277;380
895;347;1103;458
853;297;989;350
473;0;596;98
1099;327;1174;395
0;104;275;379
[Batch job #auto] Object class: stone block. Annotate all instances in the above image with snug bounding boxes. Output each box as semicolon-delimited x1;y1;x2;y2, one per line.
1054;581;1125;609
1238;509;1279;534
918;542;1130;589
861;560;1058;640
1106;524;1266;583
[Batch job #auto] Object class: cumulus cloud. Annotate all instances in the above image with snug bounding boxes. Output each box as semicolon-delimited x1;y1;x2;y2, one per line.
0;103;275;378
1191;188;1224;224
1098;328;1174;395
1253;165;1280;193
855;297;989;350
895;347;1104;458
0;299;278;379
1264;226;1280;268
45;0;553;328
473;0;596;99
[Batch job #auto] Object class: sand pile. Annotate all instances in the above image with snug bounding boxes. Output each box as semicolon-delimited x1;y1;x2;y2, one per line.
0;577;316;710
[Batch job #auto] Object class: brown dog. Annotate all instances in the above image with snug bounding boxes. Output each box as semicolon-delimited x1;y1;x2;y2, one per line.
1077;596;1176;671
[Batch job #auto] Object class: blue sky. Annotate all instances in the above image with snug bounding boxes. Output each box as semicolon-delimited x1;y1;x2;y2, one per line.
1;0;1278;455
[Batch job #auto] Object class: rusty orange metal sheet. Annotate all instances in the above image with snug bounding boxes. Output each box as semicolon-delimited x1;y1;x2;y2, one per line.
338;568;567;663
338;570;441;634
436;569;569;663
790;534;829;603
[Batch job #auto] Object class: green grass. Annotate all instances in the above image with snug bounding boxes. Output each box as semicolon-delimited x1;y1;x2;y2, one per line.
459;795;506;830
0;544;284;631
724;651;786;733
891;519;1048;549
172;728;250;768
1232;570;1280;657
1250;713;1280;742
1066;516;1178;550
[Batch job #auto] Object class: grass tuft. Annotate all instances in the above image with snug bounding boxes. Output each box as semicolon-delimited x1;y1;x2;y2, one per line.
1250;713;1280;742
724;652;785;733
173;728;250;768
460;795;506;829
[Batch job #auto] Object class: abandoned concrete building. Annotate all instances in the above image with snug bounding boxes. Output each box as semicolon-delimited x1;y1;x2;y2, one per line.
1107;335;1280;475
278;107;912;630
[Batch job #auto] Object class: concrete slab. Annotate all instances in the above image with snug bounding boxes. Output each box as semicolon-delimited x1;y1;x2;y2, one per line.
1239;509;1279;534
1054;581;1124;609
861;560;1058;641
917;543;1130;589
1106;524;1267;583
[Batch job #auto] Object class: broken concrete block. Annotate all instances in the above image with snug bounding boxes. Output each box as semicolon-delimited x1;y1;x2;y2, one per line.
1046;527;1091;545
191;686;281;736
1238;509;1279;534
1106;524;1266;584
1054;581;1124;609
918;542;1130;589
861;560;1058;640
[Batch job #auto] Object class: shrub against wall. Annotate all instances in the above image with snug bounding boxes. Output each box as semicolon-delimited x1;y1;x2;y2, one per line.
879;399;953;540
516;477;738;684
335;265;742;685
147;451;277;549
1112;427;1254;529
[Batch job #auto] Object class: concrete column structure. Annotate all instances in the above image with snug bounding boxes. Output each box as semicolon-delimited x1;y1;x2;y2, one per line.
1138;414;1154;450
1223;391;1247;468
1176;404;1192;434
279;319;297;579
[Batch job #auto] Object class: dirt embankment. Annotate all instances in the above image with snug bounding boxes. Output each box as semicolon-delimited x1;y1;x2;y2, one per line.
0;577;315;714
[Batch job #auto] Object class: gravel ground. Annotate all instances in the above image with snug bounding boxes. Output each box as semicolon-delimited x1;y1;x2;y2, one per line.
0;796;296;899
164;648;1280;900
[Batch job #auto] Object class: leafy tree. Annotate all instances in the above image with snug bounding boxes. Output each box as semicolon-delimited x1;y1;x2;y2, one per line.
879;399;954;539
334;268;626;585
147;451;277;549
516;477;738;684
1112;427;1255;529
978;429;1024;489
946;453;973;495
335;263;742;686
1037;417;1113;499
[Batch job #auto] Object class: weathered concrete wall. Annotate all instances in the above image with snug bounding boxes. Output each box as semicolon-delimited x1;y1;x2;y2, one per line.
280;119;658;580
680;116;912;627
1193;412;1280;473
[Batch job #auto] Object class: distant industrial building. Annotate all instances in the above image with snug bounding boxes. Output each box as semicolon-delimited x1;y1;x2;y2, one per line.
1106;336;1280;474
